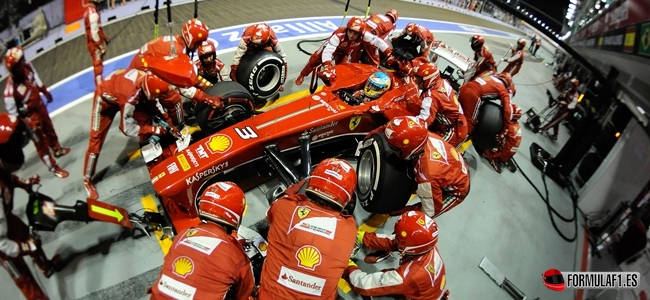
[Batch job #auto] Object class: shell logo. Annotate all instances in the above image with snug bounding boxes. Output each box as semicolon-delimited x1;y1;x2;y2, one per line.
258;242;267;251
172;257;194;278
206;134;232;154
296;246;322;271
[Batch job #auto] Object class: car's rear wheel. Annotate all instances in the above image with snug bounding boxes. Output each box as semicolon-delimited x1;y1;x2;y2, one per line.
471;101;504;149
195;81;254;135
236;50;285;106
356;134;415;214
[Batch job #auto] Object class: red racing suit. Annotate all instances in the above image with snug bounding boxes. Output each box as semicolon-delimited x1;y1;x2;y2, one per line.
83;68;169;184
501;49;524;77
457;74;513;136
298;28;391;78
195;58;228;84
352;14;396;66
231;24;287;81
0;169;53;300
391;25;435;61
130;35;213;125
345;232;447;300
413;132;470;218
415;79;468;147
84;4;110;86
258;194;357;299
469;46;495;81
3;63;65;171
483;121;522;163
150;223;255;300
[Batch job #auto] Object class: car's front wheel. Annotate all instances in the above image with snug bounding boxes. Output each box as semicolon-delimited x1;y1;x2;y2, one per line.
356;134;415;214
195;81;255;135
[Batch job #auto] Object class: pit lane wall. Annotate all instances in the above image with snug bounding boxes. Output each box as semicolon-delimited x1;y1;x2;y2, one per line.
1;16;520;115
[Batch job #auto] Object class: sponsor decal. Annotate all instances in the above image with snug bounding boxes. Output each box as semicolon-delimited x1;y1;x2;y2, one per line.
172;257;194;278
235;126;259;140
195;145;209;159
158;172;165;178
639;23;650;56
158;274;196;300
258;242;267;251
297;207;310;219
151;177;159;184
311;130;334;142
349;116;362;131
177;154;191;172
441;275;446;289
431;152;442;159
42;202;56;216
296;245;322;271
185;161;229;185
324;169;342;180
180;236;223;255
450;148;460;161
428;137;448;163
337;104;346;110
167;162;180;174
427;263;435;274
277;266;326;296
308;121;338;134
185;150;199;168
205;134;233;154
17;85;26;95
293;217;337;240
185;229;198;237
311;95;338;113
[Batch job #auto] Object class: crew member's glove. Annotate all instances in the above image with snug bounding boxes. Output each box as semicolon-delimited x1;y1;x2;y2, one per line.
19;238;38;256
502;58;509;62
41;87;53;103
15;175;40;191
356;230;366;244
385;53;398;68
495;130;508;144
104;37;111;45
195;76;212;91
341;259;360;282
230;65;238;82
194;90;225;110
226;97;254;111
319;61;336;82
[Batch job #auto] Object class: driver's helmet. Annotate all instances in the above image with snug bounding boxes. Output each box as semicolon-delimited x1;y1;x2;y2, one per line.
305;158;357;211
0;113;28;168
4;46;25;74
394;211;439;256
181;19;209;51
383;116;428;160
197;181;246;230
141;72;172;101
364;72;391;99
511;104;522;121
198;40;217;65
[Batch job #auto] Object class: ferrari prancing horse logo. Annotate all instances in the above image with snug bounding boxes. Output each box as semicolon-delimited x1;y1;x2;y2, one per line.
349;116;362;131
297;207;310;219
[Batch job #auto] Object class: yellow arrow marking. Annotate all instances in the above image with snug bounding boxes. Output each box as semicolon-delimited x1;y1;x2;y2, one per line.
90;205;124;222
141;194;173;255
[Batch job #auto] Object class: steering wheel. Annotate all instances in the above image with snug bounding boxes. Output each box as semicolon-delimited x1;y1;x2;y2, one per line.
338;90;364;106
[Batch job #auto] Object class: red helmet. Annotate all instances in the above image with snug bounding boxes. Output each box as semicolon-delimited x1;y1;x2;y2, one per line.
497;72;515;96
0;113;27;168
470;35;485;51
571;78;580;88
512;104;522;121
249;23;272;45
394;211;439;256
385;9;398;23
4;46;24;71
197;40;217;57
404;22;420;39
383;116;428;160
141;73;171;100
182;19;209;51
347;17;367;34
305;158;357;210
516;38;526;50
197;182;246;229
413;60;440;90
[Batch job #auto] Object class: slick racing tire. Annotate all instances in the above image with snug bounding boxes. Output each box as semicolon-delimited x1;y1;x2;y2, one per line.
471;101;504;150
356;134;415;214
235;50;285;105
195;81;254;135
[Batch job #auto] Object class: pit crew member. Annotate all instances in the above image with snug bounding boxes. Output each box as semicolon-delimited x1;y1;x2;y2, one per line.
0;113;61;300
457;72;515;137
368;116;470;219
150;182;254;300
258;158;358;299
84;0;111;86
412;58;468;147
539;79;580;141
295;17;396;85
351;9;399;66
482;104;522;173
83;69;179;200
391;22;435;61
3;47;70;178
195;40;229;84
500;38;526;77
468;35;495;81
344;211;449;300
230;23;288;91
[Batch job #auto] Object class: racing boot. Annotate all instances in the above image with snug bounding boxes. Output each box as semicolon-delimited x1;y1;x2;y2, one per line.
51;165;69;178
364;250;391;264
84;153;99;199
488;158;501;174
53;147;71;158
84;179;99;200
504;160;517;173
295;75;305;86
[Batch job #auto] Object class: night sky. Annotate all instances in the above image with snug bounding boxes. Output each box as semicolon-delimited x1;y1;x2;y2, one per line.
521;0;571;33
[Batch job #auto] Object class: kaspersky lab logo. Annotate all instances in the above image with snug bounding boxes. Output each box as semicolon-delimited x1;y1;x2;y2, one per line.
543;269;640;291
